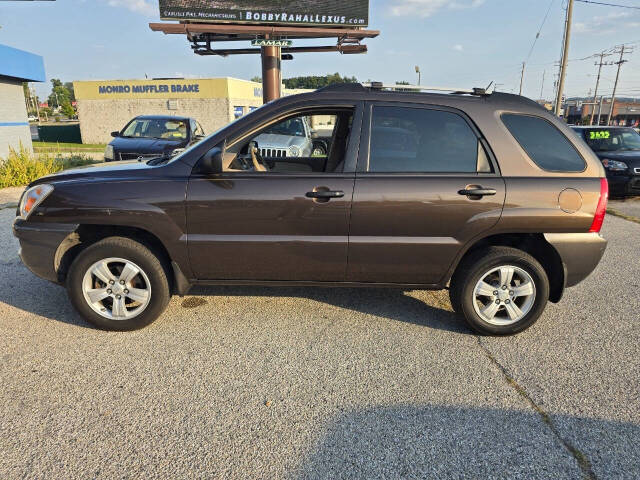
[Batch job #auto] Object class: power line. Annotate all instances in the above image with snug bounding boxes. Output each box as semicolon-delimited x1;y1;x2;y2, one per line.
525;0;556;63
575;0;640;9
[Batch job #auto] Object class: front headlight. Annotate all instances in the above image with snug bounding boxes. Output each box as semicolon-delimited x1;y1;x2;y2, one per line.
104;145;114;160
288;145;301;157
602;159;628;171
19;184;54;219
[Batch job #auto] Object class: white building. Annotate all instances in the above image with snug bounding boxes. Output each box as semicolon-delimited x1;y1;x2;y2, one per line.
0;44;45;158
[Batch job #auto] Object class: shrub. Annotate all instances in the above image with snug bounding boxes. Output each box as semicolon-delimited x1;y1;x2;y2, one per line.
0;145;97;188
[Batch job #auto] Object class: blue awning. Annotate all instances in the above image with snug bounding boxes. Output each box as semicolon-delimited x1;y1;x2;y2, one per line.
0;43;45;82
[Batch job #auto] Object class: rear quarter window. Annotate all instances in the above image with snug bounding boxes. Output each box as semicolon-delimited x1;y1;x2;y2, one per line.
502;114;586;172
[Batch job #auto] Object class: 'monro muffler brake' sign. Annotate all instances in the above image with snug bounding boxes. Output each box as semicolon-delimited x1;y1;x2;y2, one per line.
159;0;369;27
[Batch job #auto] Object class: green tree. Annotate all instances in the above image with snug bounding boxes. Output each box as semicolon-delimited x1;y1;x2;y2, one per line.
64;82;76;102
61;100;75;119
48;78;72;108
283;73;358;90
250;76;262;83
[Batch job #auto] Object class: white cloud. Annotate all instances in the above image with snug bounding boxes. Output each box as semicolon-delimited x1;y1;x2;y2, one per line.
106;0;156;16
574;11;634;35
452;44;463;51
389;0;485;18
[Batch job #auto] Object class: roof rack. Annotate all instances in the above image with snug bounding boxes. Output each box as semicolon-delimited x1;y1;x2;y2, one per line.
361;82;491;96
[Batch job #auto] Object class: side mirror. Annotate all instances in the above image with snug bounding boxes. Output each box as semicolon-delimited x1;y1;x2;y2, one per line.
111;131;120;138
200;147;223;174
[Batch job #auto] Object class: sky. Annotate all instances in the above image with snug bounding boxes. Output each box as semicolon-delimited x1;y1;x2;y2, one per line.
1;0;639;101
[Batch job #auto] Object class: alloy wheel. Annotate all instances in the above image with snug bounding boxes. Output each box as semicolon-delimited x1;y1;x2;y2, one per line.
472;265;536;326
81;257;151;320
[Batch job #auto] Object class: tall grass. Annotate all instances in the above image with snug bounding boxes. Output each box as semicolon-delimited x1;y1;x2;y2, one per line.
0;145;97;188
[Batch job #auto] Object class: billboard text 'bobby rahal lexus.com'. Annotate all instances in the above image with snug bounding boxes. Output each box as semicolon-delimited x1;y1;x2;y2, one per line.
159;0;369;27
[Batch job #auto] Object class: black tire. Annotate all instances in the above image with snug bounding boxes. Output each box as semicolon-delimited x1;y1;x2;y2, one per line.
66;237;171;331
312;141;327;157
449;246;549;335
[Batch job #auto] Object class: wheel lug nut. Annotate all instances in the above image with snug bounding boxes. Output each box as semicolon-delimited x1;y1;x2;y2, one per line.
505;299;511;304
124;289;129;294
109;280;114;285
107;289;112;294
510;291;514;296
495;299;500;305
502;285;507;290
116;294;121;299
493;291;499;296
119;280;125;285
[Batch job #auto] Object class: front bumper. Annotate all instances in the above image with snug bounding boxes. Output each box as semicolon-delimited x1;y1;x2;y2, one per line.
607;173;640;197
12;219;78;283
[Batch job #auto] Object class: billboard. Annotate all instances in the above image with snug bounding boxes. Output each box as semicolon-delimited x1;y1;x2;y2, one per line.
159;1;369;27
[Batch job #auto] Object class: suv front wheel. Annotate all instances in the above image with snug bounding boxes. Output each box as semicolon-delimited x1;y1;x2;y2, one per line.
66;237;171;330
450;246;550;335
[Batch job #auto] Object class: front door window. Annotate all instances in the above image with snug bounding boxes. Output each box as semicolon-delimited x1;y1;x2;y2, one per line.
221;110;354;174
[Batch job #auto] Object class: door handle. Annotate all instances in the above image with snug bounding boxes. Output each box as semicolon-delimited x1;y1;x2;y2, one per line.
458;187;497;197
306;190;344;199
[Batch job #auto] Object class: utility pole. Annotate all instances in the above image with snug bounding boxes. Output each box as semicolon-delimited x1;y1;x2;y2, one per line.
540;70;546;100
555;0;574;116
519;62;526;96
32;86;40;122
596;95;604;126
607;45;631;126
590;51;613;125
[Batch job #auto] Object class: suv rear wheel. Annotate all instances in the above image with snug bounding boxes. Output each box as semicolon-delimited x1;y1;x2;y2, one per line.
450;246;550;335
66;237;170;330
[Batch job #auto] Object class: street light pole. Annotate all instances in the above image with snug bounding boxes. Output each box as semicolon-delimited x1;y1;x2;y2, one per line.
554;0;574;116
415;65;421;85
519;62;525;96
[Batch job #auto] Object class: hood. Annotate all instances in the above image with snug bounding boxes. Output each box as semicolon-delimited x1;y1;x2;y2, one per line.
253;133;306;148
31;160;158;186
110;136;186;153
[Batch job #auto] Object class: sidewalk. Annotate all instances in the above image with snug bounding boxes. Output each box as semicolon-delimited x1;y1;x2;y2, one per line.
0;187;23;208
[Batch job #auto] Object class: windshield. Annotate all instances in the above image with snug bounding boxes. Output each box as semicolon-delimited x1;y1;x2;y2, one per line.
582;128;640;152
161;103;269;165
262;117;306;137
122;118;188;140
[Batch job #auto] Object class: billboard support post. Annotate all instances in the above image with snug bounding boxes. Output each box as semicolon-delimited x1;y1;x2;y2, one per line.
261;45;281;103
150;7;379;105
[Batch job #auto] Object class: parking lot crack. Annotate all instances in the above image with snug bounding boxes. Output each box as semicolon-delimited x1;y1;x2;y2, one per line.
476;338;597;480
607;208;640;226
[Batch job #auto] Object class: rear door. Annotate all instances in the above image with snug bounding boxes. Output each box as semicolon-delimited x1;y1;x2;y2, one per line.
347;102;506;285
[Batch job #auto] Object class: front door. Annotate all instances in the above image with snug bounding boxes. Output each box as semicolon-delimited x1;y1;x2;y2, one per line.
347;103;506;285
186;106;361;281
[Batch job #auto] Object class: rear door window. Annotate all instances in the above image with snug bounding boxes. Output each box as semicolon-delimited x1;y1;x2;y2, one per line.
502;114;586;172
368;106;480;173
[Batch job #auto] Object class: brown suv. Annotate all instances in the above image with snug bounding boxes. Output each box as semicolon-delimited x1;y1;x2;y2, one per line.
13;83;608;334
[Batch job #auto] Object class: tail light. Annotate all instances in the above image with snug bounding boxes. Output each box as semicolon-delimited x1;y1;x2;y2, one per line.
589;178;608;233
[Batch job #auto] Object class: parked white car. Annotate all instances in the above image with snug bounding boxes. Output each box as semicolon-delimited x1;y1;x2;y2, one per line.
254;117;326;158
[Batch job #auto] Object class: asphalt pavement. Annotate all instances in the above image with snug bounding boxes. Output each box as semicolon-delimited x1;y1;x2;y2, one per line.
0;188;638;479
